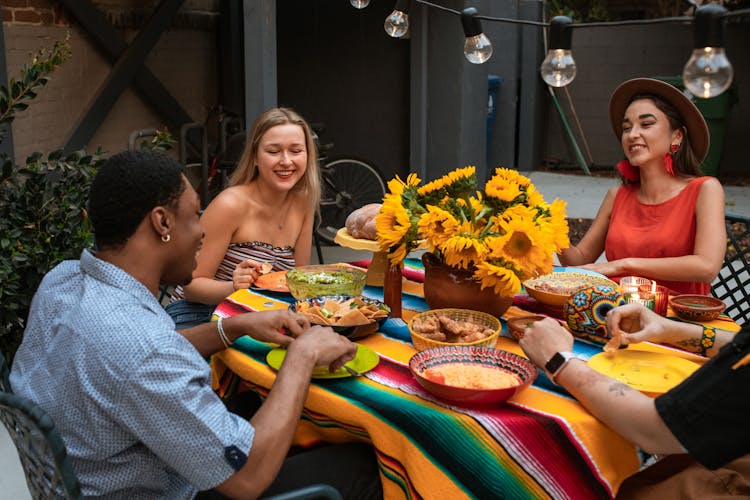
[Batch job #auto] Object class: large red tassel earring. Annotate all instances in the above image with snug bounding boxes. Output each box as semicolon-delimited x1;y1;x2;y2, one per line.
616;159;639;182
665;144;679;176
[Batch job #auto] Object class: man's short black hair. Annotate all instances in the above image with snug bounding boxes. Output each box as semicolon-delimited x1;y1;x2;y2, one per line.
89;150;186;247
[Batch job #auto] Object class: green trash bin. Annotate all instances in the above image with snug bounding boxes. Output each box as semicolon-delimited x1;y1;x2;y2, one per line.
653;76;736;177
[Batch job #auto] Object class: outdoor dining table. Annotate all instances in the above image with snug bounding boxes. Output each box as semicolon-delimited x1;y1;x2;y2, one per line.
210;258;741;500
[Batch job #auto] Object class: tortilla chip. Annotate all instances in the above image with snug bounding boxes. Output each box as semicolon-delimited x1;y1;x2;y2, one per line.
337;307;370;326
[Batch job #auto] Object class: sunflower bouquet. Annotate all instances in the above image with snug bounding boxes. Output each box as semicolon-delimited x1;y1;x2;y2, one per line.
376;166;570;297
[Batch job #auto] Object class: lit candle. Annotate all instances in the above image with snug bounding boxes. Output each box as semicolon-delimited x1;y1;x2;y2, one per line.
620;276;652;295
646;281;669;316
625;289;655;310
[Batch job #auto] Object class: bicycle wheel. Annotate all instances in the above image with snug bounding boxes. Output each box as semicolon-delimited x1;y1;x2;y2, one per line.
317;157;387;244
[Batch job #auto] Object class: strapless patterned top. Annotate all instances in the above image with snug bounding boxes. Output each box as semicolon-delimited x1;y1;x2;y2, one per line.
170;241;295;301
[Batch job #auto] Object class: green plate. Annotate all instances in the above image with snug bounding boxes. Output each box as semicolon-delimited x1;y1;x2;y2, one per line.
266;344;379;379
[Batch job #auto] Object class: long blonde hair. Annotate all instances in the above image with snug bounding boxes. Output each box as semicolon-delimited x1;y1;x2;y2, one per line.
230;107;320;211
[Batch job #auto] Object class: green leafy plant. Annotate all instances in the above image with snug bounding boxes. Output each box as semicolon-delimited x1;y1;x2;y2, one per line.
0;35;106;364
0;37;177;364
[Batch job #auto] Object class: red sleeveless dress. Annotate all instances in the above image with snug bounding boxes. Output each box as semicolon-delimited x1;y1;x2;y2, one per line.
605;177;711;295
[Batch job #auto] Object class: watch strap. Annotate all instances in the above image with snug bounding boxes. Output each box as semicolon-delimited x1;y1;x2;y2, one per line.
545;351;576;384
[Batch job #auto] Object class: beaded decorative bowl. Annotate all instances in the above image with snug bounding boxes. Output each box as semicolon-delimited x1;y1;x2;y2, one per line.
563;284;625;345
408;308;501;352
669;295;726;322
409;346;537;405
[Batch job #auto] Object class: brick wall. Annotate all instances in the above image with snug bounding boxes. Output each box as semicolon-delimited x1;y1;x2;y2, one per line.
2;1;218;164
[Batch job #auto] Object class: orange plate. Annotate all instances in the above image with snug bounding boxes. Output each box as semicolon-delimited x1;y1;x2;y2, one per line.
253;270;289;293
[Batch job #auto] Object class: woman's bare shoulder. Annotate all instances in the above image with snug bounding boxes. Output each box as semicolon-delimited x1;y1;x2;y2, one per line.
203;186;250;217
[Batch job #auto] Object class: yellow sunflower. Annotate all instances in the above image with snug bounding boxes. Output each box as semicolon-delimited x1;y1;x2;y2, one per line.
417;166;475;196
418;205;460;250
474;261;523;296
376;194;412;251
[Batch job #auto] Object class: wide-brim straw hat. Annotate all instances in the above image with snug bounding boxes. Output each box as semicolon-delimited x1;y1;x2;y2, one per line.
609;78;710;163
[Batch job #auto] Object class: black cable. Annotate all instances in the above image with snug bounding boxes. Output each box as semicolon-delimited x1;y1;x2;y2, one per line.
413;1;750;29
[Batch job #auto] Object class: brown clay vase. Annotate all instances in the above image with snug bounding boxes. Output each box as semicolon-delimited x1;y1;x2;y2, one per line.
421;252;513;318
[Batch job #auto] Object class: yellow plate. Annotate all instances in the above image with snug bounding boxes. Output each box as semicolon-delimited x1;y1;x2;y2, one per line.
266;344;379;379
588;350;700;396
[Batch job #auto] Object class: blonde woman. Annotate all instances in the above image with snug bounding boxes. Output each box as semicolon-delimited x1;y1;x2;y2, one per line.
167;107;320;329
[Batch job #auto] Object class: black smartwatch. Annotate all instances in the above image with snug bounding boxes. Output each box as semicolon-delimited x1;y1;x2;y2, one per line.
544;351;576;384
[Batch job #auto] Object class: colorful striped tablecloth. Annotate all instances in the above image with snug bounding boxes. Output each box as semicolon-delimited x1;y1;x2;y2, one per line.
211;258;732;499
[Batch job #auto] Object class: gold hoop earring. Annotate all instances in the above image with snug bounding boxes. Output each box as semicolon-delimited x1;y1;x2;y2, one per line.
161;234;171;243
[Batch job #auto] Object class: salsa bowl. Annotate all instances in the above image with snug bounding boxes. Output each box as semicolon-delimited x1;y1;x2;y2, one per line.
409;346;537;405
669;295;725;322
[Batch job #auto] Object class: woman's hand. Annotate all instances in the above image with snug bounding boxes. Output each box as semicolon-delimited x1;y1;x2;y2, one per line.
577;259;627;277
232;259;262;290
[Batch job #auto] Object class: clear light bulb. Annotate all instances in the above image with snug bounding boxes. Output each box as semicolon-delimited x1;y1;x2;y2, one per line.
682;47;733;98
350;0;370;9
464;34;493;64
384;9;409;38
540;48;577;87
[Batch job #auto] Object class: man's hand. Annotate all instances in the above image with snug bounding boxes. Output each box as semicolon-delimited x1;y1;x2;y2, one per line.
288;326;357;373
605;303;672;346
227;310;311;347
519;317;574;369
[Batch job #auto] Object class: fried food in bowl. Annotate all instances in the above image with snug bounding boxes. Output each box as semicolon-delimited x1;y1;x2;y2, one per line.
290;295;390;340
408;308;501;351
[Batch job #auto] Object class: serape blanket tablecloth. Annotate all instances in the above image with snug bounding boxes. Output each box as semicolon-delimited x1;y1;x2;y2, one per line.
211;258;725;499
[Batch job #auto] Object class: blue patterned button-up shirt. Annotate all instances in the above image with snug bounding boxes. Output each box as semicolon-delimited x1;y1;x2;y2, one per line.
11;250;254;499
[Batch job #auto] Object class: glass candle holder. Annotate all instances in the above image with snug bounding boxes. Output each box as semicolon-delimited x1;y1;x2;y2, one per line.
623;290;655;310
640;284;669;316
619;276;652;296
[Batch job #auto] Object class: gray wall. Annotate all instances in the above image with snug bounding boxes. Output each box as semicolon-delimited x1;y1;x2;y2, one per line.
543;20;749;179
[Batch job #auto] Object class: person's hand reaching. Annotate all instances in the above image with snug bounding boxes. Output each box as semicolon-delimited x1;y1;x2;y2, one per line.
229;310;311;347
233;259;262;290
605;303;672;347
290;326;357;374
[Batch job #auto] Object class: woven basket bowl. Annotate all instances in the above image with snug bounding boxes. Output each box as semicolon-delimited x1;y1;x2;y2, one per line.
408;308;501;352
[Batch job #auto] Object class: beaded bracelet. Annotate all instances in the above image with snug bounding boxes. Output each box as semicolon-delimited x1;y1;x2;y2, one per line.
217;317;232;349
697;325;716;357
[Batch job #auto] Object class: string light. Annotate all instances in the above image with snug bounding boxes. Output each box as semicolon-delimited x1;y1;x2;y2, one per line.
384;0;411;38
350;0;370;10
461;7;492;64
540;16;576;87
683;4;733;98
374;1;748;96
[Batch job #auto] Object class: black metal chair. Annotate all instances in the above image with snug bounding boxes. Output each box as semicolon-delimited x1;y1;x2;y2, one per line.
1;351;10;393
711;214;750;325
0;386;83;499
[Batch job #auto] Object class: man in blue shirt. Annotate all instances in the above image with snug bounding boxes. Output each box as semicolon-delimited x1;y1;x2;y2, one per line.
11;151;381;499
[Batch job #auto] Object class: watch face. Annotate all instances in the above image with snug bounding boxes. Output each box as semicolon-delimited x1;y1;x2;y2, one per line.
545;352;566;374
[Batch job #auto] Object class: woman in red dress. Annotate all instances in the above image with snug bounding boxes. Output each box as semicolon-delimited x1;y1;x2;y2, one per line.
559;78;726;295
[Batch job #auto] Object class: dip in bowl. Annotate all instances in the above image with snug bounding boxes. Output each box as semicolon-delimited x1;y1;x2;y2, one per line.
286;265;367;300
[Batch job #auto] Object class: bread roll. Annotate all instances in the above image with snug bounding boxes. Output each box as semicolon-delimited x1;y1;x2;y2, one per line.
345;203;382;240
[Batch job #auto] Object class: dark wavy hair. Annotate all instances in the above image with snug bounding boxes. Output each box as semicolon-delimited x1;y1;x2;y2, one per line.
628;93;703;177
89;150;185;248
